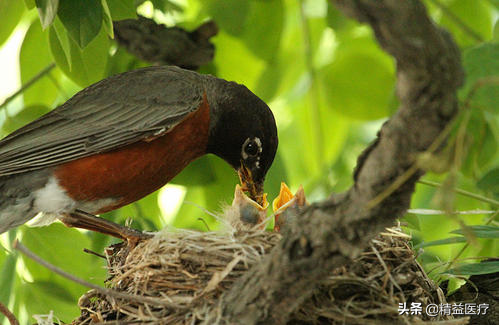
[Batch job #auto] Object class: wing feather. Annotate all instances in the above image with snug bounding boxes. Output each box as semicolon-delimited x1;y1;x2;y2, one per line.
0;66;206;176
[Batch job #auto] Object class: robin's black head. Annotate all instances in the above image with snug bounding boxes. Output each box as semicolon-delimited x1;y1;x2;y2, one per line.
206;80;278;205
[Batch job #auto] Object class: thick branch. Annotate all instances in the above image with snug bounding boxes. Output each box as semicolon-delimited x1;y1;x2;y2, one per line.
208;1;463;324
113;16;217;70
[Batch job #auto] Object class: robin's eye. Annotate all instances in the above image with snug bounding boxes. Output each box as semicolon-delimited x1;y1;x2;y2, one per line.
242;137;262;159
244;141;258;156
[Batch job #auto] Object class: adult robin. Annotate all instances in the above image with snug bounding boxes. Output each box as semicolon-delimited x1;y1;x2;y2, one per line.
0;66;278;241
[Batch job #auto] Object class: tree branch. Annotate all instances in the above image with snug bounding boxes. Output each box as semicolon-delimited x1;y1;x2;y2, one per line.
0;301;19;325
207;0;463;323
113;16;218;70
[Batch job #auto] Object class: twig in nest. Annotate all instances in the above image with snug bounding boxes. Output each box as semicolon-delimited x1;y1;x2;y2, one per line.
0;301;19;325
83;248;106;259
12;239;184;309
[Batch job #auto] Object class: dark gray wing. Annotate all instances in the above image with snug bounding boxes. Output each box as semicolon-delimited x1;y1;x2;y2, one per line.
0;66;206;176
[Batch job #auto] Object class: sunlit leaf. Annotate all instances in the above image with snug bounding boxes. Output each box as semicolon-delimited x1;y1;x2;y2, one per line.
445;261;499;275
320;36;395;120
439;0;493;47
0;0;25;47
461;42;499;114
0;253;17;306
106;0;136;20
264;152;289;204
22;280;80;321
50;26;109;87
35;0;59;29
57;0;102;48
414;237;466;249
20;21;60;107
50;17;72;69
477;168;499;194
212;31;265;91
21;224;106;284
326;3;351;30
494;20;499;42
171;156;216;186
462;109;497;176
255;61;282;102
402;213;421;231
101;0;114;38
31;280;75;301
243;0;283;62
202;0;249;36
2;105;50;134
450;225;499;238
24;0;36;9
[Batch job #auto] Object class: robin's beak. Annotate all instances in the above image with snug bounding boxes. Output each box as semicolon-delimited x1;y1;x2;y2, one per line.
237;161;265;206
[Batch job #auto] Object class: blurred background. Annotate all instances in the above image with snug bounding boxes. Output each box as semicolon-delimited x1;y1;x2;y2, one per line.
0;0;497;323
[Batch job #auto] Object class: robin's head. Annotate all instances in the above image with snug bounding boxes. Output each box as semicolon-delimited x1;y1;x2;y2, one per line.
206;81;278;205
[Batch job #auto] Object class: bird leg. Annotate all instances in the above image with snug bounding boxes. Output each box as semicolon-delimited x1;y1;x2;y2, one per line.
60;210;153;247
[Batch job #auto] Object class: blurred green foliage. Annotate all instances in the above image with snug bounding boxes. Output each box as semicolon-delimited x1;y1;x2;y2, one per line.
0;0;498;323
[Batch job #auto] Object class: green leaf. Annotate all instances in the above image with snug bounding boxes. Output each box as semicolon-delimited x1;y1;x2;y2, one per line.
171;156;216;186
212;31;266;91
264;151;289;203
326;3;351;30
151;0;182;13
462;109;497;176
2;105;51;134
20;20;60;107
24;0;36;9
489;0;499;9
106;0;136;20
450;225;499;238
50;26;109;87
0;253;17;306
172;156;238;231
57;0;102;48
0;0;25;47
402;213;421;231
439;0;493;47
35;0;59;29
51;17;72;69
414;237;467;249
461;43;499;114
101;0;114;38
20;223;107;320
445;261;499;275
477;168;499;193
31;280;75;301
21;223;107;286
320;36;395;120
243;0;284;62
494;19;499;42
203;0;249;36
255;60;282;102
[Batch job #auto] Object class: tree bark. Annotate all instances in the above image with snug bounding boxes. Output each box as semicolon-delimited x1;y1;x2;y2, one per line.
206;1;463;324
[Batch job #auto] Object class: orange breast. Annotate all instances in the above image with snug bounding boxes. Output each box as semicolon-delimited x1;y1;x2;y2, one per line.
54;94;210;213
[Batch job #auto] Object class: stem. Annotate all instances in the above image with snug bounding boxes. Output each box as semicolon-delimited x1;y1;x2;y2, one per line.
0;302;18;325
418;179;499;207
0;63;56;110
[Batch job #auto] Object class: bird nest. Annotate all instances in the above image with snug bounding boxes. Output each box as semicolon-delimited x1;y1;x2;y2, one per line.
71;225;465;324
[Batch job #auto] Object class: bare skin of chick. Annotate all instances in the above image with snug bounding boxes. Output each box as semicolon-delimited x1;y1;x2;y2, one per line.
224;184;268;230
